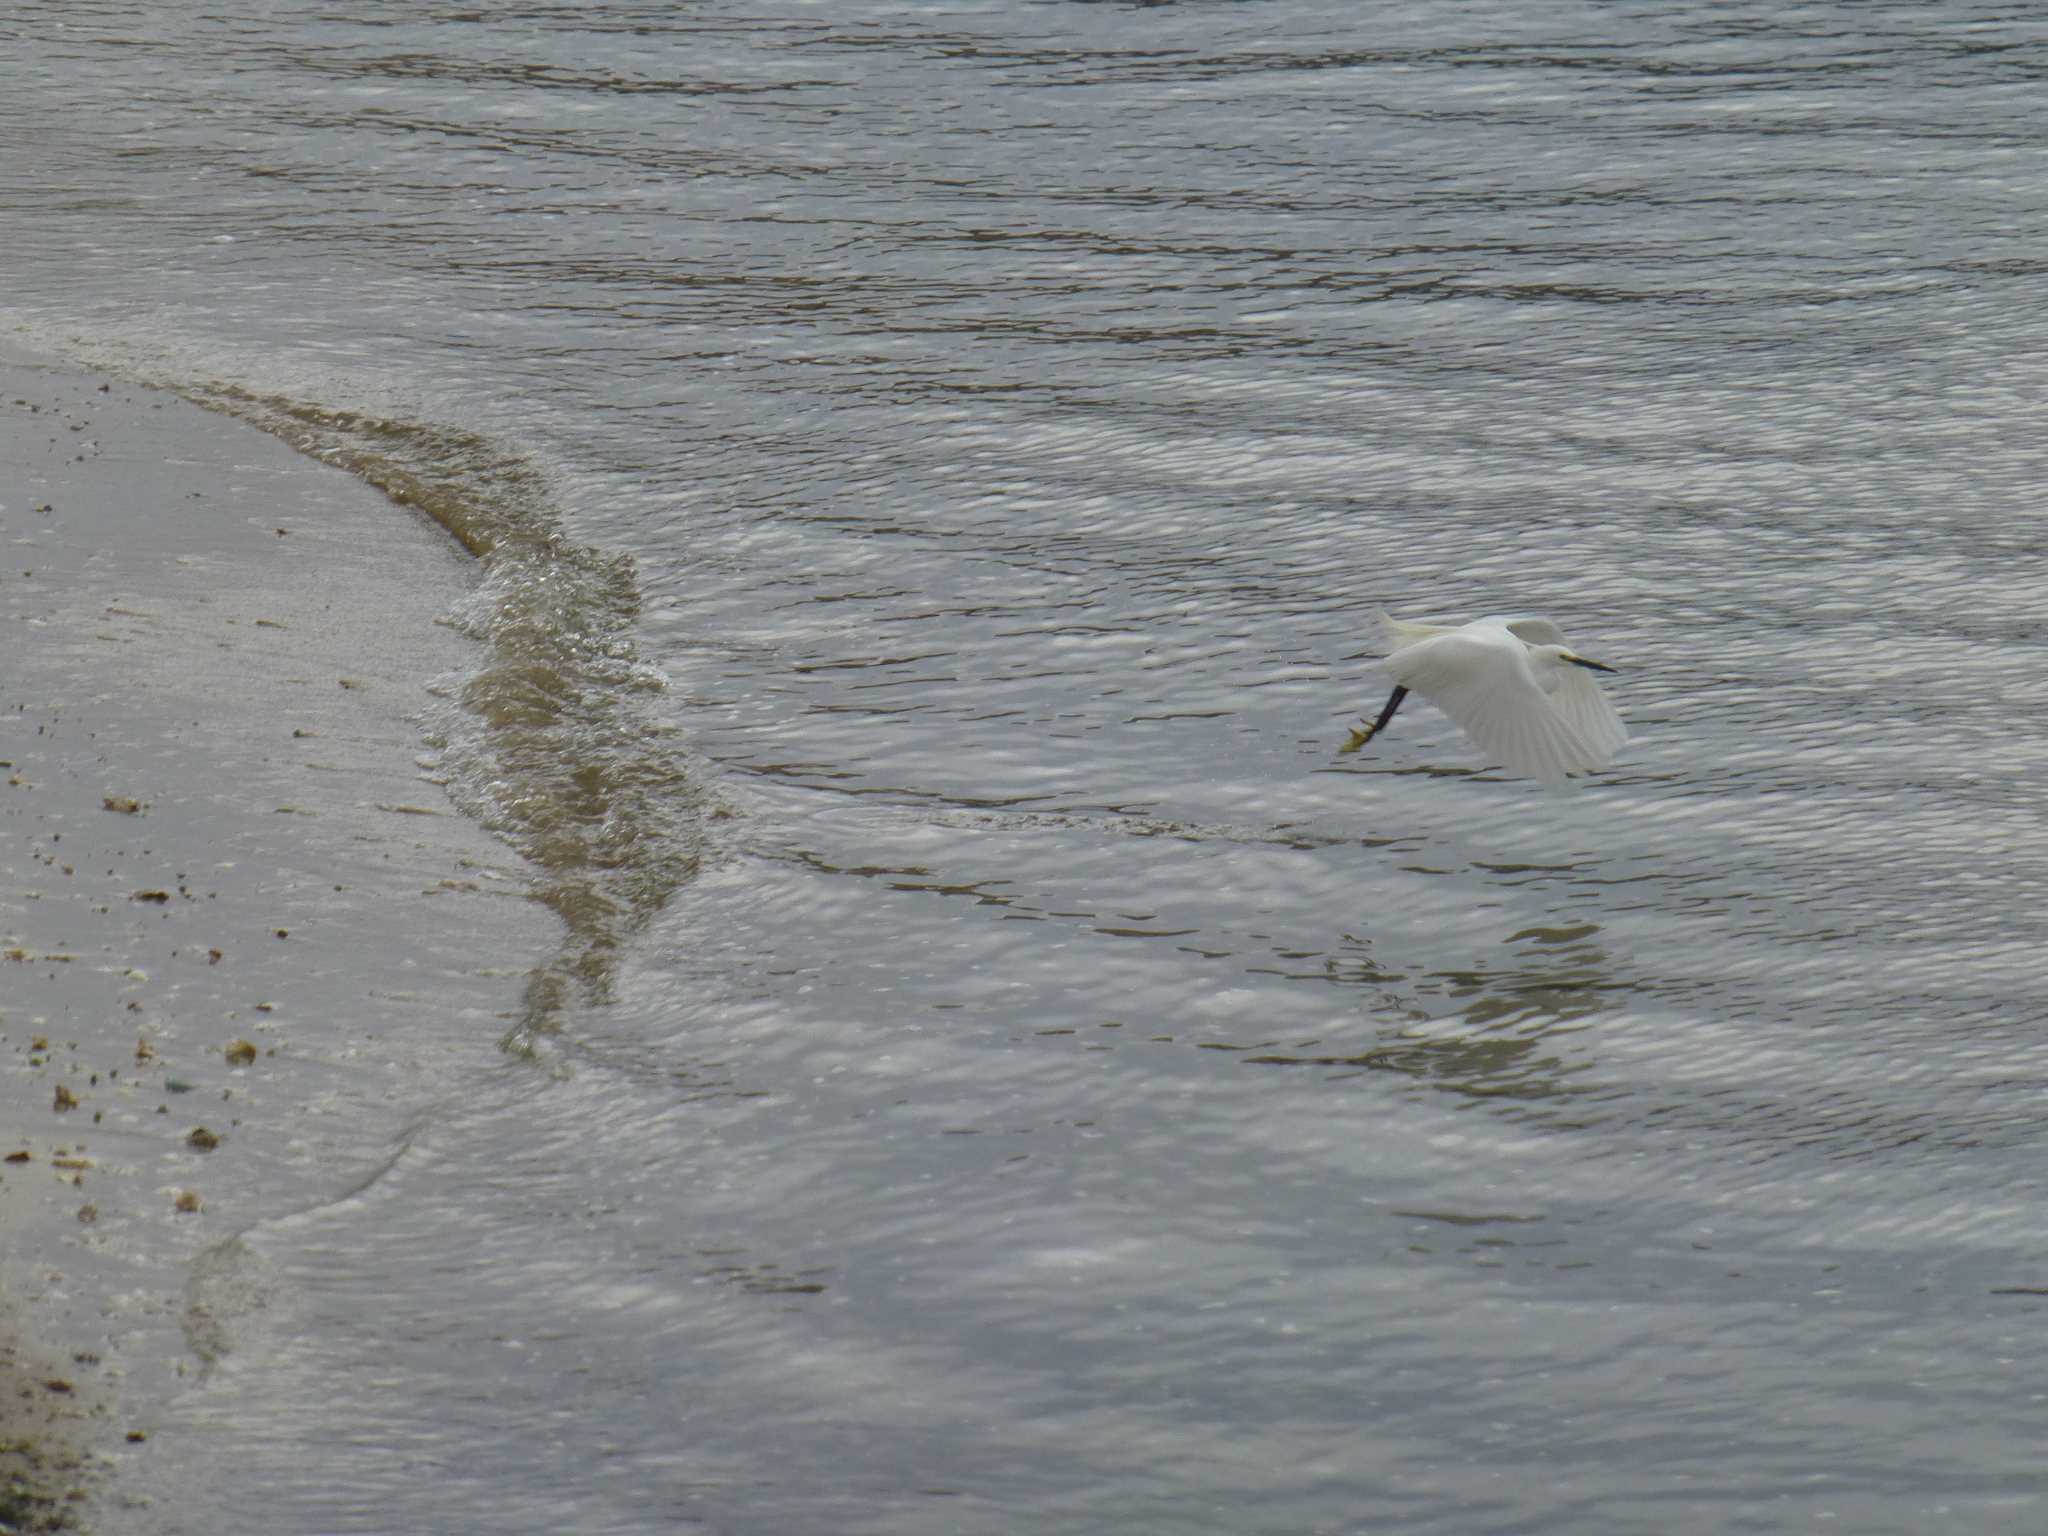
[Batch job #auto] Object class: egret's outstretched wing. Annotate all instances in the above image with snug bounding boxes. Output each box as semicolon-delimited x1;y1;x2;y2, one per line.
1498;616;1566;647
1385;627;1606;782
1497;616;1628;762
1547;668;1628;763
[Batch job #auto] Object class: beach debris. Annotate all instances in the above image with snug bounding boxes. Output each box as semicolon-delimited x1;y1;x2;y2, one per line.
4;1150;30;1164
173;1190;201;1214
132;889;170;904
135;1037;156;1063
274;928;289;939
224;1039;258;1066
102;794;145;814
185;1127;219;1152
42;1379;72;1395
208;948;223;964
77;1204;97;1225
126;1430;148;1443
52;1084;78;1113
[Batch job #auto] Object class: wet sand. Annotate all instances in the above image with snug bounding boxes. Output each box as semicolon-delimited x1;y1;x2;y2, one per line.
0;357;552;1529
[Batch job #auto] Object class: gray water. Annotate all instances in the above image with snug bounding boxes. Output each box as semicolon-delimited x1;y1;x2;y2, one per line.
7;3;2048;1532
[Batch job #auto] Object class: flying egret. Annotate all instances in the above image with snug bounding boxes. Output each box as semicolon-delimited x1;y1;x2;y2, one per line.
1340;612;1628;782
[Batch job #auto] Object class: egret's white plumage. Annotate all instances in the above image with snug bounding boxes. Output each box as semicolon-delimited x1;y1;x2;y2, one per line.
1340;612;1628;782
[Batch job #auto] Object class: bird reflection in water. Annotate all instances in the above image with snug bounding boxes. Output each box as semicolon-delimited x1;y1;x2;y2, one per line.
1244;923;1618;1107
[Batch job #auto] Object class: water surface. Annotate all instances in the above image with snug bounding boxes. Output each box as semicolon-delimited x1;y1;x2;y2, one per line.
5;3;2048;1532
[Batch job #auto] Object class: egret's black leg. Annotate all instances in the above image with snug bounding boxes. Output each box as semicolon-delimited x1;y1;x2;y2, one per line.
1340;685;1408;755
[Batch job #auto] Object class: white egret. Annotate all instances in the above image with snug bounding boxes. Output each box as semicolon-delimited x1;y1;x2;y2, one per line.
1340;612;1628;782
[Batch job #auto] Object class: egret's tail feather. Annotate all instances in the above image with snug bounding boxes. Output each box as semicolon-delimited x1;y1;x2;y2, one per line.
1377;611;1457;652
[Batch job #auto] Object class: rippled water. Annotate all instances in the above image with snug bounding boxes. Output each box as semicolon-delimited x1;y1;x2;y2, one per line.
7;3;2048;1532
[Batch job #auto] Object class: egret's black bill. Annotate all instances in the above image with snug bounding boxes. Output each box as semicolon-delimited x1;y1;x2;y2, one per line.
1567;656;1617;673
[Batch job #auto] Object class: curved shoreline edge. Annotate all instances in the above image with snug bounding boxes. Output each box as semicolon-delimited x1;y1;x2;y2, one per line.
1;358;556;1530
177;380;707;1059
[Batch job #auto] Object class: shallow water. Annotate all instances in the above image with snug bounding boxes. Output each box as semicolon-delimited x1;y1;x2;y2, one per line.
6;3;2048;1531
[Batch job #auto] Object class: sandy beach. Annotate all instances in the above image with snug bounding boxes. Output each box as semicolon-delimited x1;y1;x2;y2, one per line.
1;356;553;1530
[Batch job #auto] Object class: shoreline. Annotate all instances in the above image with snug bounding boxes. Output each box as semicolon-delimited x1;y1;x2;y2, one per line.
1;357;555;1529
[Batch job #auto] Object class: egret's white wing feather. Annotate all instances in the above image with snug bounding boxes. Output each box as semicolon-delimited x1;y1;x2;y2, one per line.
1482;680;1606;782
1385;627;1605;782
1499;615;1628;764
1498;615;1567;647
1547;669;1629;762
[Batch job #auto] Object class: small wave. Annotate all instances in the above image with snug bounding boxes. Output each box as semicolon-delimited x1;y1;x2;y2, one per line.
184;384;708;1058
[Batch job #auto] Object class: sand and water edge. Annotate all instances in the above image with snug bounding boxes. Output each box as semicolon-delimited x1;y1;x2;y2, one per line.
2;355;555;1530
